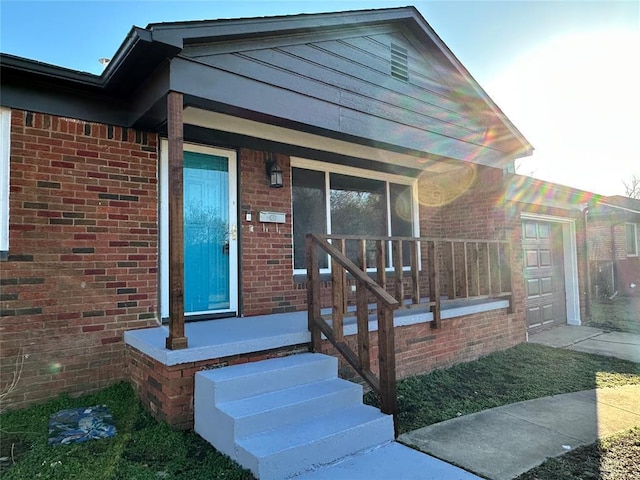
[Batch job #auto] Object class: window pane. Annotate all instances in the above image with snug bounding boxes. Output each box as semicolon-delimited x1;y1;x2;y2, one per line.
292;168;327;269
627;224;638;256
330;174;386;265
390;183;414;265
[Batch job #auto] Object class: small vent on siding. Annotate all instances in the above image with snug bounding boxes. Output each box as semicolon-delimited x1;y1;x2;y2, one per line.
390;43;408;82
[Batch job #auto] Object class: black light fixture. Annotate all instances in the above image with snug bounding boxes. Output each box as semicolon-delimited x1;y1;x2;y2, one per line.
265;152;283;188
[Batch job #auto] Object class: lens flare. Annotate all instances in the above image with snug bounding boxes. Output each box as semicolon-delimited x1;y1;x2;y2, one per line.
48;362;62;374
417;163;477;207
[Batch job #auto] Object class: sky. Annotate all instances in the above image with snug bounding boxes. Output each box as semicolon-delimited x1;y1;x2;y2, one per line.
1;0;638;197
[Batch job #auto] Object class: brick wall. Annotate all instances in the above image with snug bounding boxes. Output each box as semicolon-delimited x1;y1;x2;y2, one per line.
323;307;523;383
128;306;523;429
0;110;159;409
239;149;301;315
126;343;309;429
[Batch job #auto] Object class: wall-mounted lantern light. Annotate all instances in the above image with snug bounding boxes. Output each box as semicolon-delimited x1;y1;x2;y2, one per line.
265;152;283;188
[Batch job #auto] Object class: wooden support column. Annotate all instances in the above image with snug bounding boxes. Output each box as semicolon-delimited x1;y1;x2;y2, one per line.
306;235;322;352
166;91;188;350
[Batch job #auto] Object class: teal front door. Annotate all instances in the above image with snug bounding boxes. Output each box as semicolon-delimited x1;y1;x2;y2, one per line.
184;151;232;313
160;142;238;319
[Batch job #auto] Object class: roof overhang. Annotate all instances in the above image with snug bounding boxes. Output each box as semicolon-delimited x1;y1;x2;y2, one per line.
1;7;533;164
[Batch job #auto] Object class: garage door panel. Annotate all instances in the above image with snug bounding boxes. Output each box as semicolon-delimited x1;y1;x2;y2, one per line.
541;277;553;295
538;223;550;239
522;220;566;330
539;250;552;266
527;306;542;327
527;278;540;297
524;222;537;239
525;250;539;267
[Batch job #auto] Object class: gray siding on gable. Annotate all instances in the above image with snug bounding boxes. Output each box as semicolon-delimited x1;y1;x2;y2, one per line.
178;27;513;165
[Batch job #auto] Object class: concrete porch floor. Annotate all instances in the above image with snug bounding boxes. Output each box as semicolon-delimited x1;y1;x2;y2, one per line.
124;298;509;367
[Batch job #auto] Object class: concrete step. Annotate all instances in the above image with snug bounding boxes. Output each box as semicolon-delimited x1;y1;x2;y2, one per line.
194;352;395;479
218;377;363;438
195;353;338;404
236;404;394;480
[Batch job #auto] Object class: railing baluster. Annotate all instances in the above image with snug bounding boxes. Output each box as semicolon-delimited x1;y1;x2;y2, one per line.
306;235;322;352
339;238;348;315
393;240;403;305
427;241;441;329
410;240;420;305
331;255;344;343
475;242;481;296
504;242;514;313
497;242;503;294
463;241;469;298
357;240;370;371
446;241;455;299
486;242;493;295
376;239;387;293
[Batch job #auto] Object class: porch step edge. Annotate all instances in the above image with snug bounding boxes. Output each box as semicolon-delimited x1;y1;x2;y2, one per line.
195;353;338;403
218;378;363;438
236;404;394;480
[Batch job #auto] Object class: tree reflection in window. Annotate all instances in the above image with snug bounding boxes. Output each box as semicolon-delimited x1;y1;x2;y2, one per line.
292;167;415;271
330;174;386;266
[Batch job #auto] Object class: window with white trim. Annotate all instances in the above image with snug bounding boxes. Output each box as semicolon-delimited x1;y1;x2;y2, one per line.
626;223;638;256
0;107;10;259
291;159;418;273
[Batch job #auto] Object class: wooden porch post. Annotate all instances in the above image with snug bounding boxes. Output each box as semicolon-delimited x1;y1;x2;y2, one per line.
166;91;188;350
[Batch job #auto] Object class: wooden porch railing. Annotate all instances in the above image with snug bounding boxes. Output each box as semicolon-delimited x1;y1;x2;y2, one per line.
305;233;513;435
306;233;401;434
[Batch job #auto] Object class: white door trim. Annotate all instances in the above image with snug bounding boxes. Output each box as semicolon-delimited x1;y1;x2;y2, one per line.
159;140;238;319
521;212;581;326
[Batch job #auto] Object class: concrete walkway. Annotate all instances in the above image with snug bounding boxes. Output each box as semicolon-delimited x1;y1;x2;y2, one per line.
295;442;482;480
399;385;640;480
528;325;640;363
398;326;640;480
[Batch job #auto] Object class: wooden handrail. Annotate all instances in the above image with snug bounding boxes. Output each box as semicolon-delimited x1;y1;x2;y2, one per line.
306;233;513;437
306;233;400;435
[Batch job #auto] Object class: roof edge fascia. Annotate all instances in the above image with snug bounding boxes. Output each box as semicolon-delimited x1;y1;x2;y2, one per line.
0;53;102;87
1;26;169;91
147;7;419;46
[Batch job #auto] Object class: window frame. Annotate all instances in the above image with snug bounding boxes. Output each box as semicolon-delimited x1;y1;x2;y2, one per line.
291;157;419;275
0;107;10;260
626;222;638;257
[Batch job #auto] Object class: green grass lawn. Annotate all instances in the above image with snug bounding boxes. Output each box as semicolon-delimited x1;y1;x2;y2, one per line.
0;382;254;480
365;343;640;434
2;344;638;479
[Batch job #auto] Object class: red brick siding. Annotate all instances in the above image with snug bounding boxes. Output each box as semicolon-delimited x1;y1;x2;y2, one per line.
126;344;309;429
587;218;615;262
127;306;523;429
239;149;302;315
1;111;159;410
323;307;523;383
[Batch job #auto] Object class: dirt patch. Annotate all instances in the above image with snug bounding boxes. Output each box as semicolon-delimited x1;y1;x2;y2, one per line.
588;296;640;334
